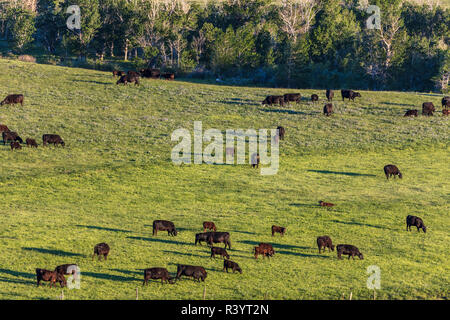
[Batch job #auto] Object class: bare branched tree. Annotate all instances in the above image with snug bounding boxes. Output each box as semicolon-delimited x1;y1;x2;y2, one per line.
279;0;321;43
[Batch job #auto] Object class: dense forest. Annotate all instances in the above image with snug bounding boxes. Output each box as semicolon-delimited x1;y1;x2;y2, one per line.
0;0;449;91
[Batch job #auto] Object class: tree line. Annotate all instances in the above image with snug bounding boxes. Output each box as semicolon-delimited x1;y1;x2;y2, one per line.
0;0;448;92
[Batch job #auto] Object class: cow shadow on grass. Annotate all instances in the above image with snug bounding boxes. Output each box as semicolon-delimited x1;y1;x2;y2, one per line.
331;219;392;231
0;269;35;285
260;108;314;116
215;99;260;106
82;272;137;282
76;225;131;233
307;170;376;177
289;203;318;208
238;240;309;251
111;269;143;276
22;247;84;257
163;250;207;259
126;236;192;247
71;79;111;86
276;250;329;259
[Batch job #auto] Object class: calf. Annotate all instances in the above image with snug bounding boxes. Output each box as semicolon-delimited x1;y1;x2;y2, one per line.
311;94;319;103
271;225;286;236
341;90;361;101
210;247;230;259
422;102;435;116
443;109;450;116
3;131;23;144
384;164;402;180
10;141;21;150
337;244;363;260
162;73;175;80
42;134;65;147
36;268;66;287
203;221;217;232
254;246;274;259
92;242;110;261
26;138;38;148
319;201;334;207
176;264;207;282
153;220;177;236
55;264;78;277
277;126;285;140
283;93;301;103
326;89;334;102
251;153;260;168
1;94;24;106
406;215;427;233
143;267;174;285
262;95;285;106
317;236;334;253
404;109;418;117
207;232;231;249
323;103;333;116
223;260;242;274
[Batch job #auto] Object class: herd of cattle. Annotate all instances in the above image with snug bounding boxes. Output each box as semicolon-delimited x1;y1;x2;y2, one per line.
0;70;440;291
261;90;450;117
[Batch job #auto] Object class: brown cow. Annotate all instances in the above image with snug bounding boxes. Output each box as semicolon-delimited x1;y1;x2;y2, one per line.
283;93;301;103
3;131;23;144
254;243;275;259
271;225;286;236
443;109;450;116
42;134;64;147
210;247;230;259
404;109;418;117
92;242;110;261
10;141;21;150
319;201;334;207
311;94;319;104
422;102;435;116
442;96;450;109
36;269;66;288
143;267;174;285
263;95;285;106
162;73;175;80
326;89;334;102
0;124;9;133
1;94;24;106
317;236;335;253
203;221;217;232
323;103;333;116
26;138;38;148
223;260;242;274
112;70;124;77
384;164;402;180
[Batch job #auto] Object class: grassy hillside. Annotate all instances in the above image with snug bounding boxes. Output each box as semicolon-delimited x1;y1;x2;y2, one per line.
0;58;448;300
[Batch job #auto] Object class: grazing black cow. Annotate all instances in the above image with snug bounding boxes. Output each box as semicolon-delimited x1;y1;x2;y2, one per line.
223;260;242;274
283;93;301;103
323;103;333;116
271;225;286;236
251;153;260;168
277;126;285;140
384;164;402;180
143;267;174;285
337;244;363;260
0;124;9;133
311;94;319;104
326;89;334;102
36;268;66;287
127;70;140;78
112;70;124;77
10;141;21;150
422;102;435;116
210;247;230;259
317;236;334;253
1;94;24;106
3;131;23;144
203;221;216;232
404;109;418;117
26;138;38;148
92;242;110;260
162;73;175;80
176;264;207;282
116;74;140;86
441;96;449;109
140;68;161;79
153;220;177;236
42;134;64;147
341;90;361;101
195;232;211;246
406;215;427;233
207;232;231;249
262;95;285;106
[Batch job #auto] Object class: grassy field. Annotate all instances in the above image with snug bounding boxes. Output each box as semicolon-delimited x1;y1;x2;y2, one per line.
0;58;448;300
